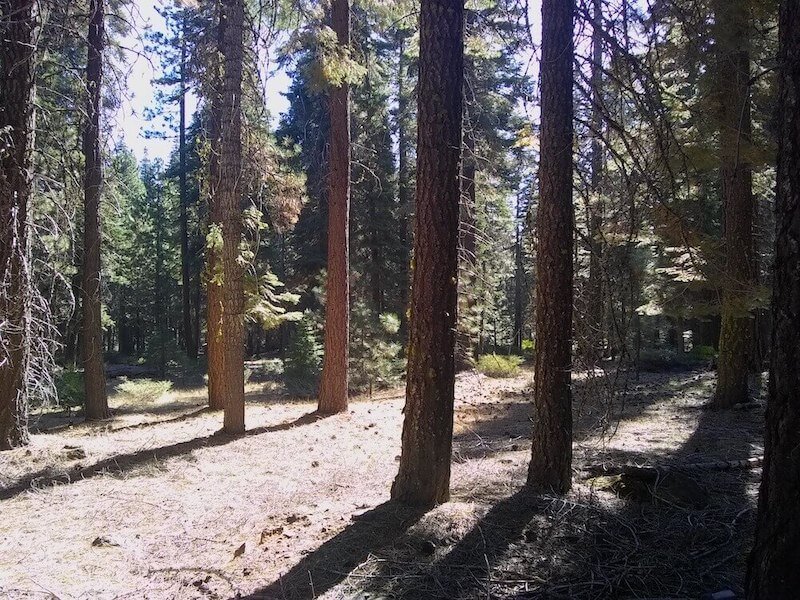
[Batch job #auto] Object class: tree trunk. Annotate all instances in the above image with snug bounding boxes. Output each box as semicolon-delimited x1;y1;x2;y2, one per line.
218;0;246;433
712;0;754;408
527;0;574;494
318;0;351;414
391;0;464;507
206;2;226;411
179;24;197;360
82;0;109;421
0;0;39;450
746;2;800;595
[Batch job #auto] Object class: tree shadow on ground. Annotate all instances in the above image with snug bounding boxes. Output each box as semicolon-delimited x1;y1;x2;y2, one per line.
253;369;763;599
0;412;325;501
240;501;426;600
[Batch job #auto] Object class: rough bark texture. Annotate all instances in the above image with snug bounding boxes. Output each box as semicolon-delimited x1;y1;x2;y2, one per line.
712;0;754;408
219;0;245;433
527;0;574;494
391;0;464;507
206;2;226;411
746;1;800;596
0;0;38;449
82;0;109;421
318;0;351;414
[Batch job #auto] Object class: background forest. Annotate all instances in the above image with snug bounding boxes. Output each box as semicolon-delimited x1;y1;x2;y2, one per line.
1;0;798;598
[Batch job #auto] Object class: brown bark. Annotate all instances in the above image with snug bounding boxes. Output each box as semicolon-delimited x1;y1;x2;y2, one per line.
206;1;226;411
219;0;246;433
746;1;800;595
82;0;109;421
527;0;574;494
0;0;39;449
391;0;464;507
318;0;351;414
712;0;754;408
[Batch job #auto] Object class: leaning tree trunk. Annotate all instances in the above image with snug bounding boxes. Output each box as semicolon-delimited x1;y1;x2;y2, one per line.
391;0;464;507
712;0;754;408
0;0;39;450
456;101;477;372
317;0;351;414
527;0;575;494
396;29;413;347
745;1;800;595
82;0;109;421
218;0;246;433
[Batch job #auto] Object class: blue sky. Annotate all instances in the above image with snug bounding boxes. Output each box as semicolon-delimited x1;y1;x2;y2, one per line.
117;0;290;162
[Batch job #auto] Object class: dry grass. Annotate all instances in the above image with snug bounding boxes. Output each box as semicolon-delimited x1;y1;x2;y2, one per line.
0;367;763;599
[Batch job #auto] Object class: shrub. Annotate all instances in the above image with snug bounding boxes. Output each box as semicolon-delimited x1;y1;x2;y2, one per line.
521;339;535;359
283;313;323;396
349;302;403;395
477;354;523;378
55;369;84;413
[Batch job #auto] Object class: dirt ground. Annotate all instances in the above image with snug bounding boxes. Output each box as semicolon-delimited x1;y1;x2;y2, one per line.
0;365;764;599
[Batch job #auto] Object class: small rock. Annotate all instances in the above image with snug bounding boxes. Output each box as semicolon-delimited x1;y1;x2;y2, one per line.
91;535;120;548
233;542;246;559
311;460;319;468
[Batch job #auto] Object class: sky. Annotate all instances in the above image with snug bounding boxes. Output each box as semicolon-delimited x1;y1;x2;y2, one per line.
117;0;290;162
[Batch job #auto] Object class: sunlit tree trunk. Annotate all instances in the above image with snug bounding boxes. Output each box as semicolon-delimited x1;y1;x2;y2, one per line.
82;0;109;420
391;0;464;507
746;1;800;595
318;0;351;414
0;0;39;449
527;0;575;494
218;0;246;433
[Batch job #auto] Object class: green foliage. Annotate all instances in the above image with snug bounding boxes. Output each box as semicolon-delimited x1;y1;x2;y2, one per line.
521;339;535;359
349;302;403;394
476;354;523;378
55;369;84;411
283;313;323;396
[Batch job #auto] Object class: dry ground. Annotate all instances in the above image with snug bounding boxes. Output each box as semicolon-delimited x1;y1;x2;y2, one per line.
0;366;764;599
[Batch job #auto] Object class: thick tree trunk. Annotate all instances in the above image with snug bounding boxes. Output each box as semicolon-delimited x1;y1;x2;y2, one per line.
746;2;800;595
206;3;226;411
179;28;197;360
712;0;754;408
527;0;574;494
0;0;39;450
318;0;351;414
391;0;464;507
82;0;109;421
218;0;246;433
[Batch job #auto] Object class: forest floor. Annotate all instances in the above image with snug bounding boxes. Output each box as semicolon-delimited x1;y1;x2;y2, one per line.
0;363;764;600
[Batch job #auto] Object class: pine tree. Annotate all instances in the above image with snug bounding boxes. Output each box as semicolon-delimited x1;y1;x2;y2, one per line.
527;0;575;494
0;0;40;449
392;0;464;507
318;0;352;414
82;0;109;420
745;1;800;594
